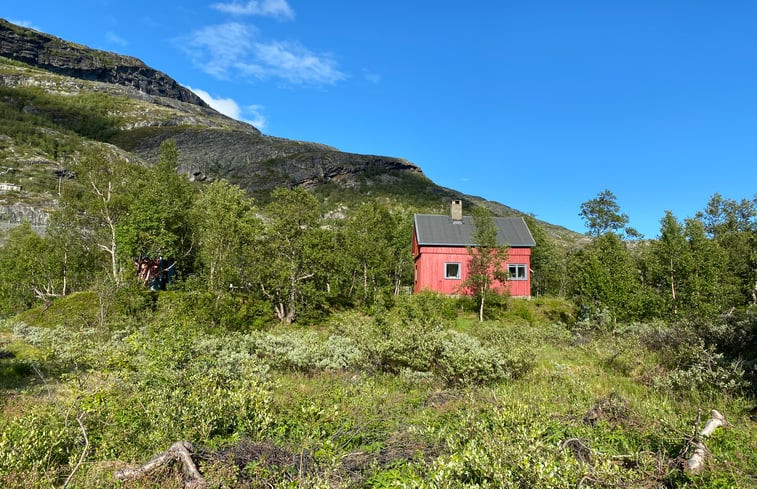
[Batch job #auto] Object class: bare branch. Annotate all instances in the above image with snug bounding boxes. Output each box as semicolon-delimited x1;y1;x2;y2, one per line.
685;409;728;473
115;441;206;488
62;412;89;488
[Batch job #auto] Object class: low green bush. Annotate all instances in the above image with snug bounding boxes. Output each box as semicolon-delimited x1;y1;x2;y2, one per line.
436;331;512;385
329;309;534;385
622;321;749;395
81;368;273;459
252;331;364;372
151;290;272;331
382;291;457;328
0;406;80;477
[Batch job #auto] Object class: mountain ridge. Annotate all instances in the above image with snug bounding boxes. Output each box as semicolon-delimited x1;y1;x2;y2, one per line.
0;19;206;107
0;19;583;245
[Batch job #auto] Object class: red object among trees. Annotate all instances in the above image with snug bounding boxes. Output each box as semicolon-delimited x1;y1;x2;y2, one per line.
412;201;536;297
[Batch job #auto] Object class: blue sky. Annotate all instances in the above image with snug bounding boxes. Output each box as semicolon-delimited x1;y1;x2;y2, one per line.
5;1;757;237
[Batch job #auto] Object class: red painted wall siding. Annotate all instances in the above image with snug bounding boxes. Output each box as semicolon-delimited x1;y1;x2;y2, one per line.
414;245;532;297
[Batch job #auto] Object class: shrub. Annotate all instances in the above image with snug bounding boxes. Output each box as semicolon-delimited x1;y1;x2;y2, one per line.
382;291;457;329
426;405;584;488
623;321;748;395
329;310;533;385
652;340;747;395
80;368;274;459
252;332;364;372
0;406;80;476
151;291;271;331
435;331;509;385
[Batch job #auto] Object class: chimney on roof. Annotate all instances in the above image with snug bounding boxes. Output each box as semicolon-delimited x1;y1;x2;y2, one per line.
450;199;463;222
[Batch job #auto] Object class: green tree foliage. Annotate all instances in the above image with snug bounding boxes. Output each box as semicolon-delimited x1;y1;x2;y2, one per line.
579;189;629;237
192;179;262;293
388;209;415;295
61;148;138;285
639;212;731;320
569;233;639;324
115;140;195;269
341;202;413;307
463;207;509;322
524;216;566;296
0;221;94;316
683;218;732;318
259;187;326;323
0;224;46;315
697;193;757;306
647;211;690;318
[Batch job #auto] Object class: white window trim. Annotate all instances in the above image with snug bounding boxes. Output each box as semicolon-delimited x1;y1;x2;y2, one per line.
507;264;528;281
444;262;461;279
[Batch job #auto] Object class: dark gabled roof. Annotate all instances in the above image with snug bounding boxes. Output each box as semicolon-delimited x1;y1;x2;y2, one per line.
414;214;536;247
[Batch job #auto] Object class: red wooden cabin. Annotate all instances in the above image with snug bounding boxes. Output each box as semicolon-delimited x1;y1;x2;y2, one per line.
412;201;536;297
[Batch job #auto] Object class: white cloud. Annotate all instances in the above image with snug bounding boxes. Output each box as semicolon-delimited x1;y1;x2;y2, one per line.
244;104;267;129
211;0;295;20
243;40;345;85
362;69;381;84
106;31;129;47
180;23;255;79
186;86;267;129
180;23;345;85
9;19;40;30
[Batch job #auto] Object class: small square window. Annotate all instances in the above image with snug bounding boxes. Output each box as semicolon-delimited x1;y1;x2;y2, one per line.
445;262;461;279
507;264;527;280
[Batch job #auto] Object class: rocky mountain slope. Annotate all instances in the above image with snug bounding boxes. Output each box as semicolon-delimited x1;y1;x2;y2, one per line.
0;18;581;245
0;19;205;106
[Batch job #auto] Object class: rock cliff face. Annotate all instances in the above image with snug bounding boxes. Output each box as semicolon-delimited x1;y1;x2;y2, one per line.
0;19;206;107
0;203;50;226
119;127;422;190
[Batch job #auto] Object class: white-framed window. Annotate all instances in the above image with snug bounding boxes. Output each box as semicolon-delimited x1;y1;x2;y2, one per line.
444;262;461;279
507;264;527;280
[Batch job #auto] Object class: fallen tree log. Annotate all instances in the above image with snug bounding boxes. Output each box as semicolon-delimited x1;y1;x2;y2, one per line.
684;409;727;473
114;441;207;489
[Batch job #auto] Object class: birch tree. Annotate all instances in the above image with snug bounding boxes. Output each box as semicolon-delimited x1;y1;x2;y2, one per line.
579;189;629;237
463;207;509;322
115;140;195;273
192;179;261;292
650;211;690;318
62;149;136;285
259;188;323;323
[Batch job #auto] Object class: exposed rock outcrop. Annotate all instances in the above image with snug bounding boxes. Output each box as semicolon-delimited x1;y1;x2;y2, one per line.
0;203;50;226
120;127;422;190
0;18;206;107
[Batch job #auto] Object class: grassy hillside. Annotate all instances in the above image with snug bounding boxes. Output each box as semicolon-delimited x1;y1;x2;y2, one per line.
1;293;754;488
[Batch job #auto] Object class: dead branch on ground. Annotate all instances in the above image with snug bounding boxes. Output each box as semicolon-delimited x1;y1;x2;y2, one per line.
62;412;89;488
684;409;728;473
114;441;207;489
